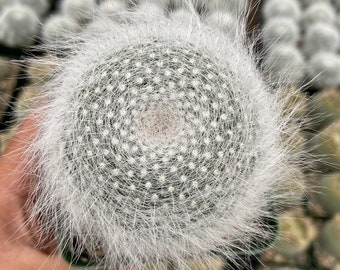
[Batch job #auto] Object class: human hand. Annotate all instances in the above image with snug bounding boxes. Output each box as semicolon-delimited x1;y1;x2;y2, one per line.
0;117;74;270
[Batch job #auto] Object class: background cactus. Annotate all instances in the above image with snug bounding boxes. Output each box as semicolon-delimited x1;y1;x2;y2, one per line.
261;18;300;47
262;0;300;21
42;15;81;45
22;2;306;269
0;4;40;48
60;0;96;23
261;0;340;89
320;214;340;259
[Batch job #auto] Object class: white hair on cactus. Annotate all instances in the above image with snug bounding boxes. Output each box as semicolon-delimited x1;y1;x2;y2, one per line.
24;2;306;269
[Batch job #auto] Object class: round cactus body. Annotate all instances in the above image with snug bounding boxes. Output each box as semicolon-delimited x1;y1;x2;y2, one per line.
19;0;50;16
307;52;340;88
42;15;81;45
263;0;301;22
310;119;340;165
205;11;237;35
273;210;317;257
301;2;336;28
27;6;305;270
313;173;340;215
0;4;39;48
61;0;96;22
136;1;165;16
303;22;340;57
310;88;340;129
262;18;300;47
263;45;305;85
320;214;340;259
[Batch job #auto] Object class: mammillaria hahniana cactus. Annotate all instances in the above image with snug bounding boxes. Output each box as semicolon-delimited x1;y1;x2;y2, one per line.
24;1;306;269
0;4;39;47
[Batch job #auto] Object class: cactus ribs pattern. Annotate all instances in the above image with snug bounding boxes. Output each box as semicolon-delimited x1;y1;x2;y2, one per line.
55;39;261;266
66;39;257;214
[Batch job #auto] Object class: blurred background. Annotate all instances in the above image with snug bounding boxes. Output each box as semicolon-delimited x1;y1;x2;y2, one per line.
0;0;339;269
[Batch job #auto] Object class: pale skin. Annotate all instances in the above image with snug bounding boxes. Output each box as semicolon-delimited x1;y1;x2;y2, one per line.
0;117;75;270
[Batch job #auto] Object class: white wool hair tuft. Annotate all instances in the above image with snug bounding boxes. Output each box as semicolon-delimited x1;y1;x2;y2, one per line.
22;1;307;269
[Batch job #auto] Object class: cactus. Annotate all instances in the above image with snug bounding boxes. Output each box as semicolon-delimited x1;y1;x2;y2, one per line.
309;88;340;129
320;214;340;259
98;0;128;20
262;45;305;86
262;0;301;22
42;15;81;45
301;2;336;28
204;11;237;36
19;0;50;16
0;4;39;48
272;209;317;258
312;173;340;215
310;119;340;165
25;3;306;269
60;0;96;23
261;18;300;47
303;22;340;57
306;52;340;89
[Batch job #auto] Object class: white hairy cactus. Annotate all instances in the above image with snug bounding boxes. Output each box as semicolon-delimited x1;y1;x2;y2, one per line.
25;2;305;269
263;0;301;22
301;2;336;28
306;52;340;88
0;4;39;47
261;18;300;47
205;11;238;35
19;0;50;16
61;0;96;22
42;15;81;45
263;45;305;85
303;22;340;57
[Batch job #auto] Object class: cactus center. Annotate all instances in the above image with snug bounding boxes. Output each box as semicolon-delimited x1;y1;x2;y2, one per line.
137;104;183;147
